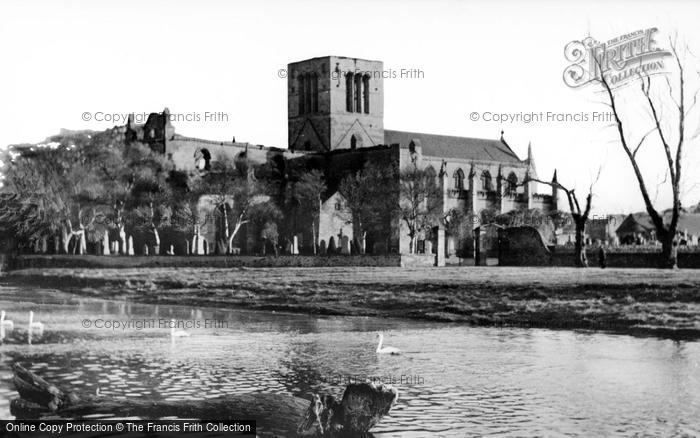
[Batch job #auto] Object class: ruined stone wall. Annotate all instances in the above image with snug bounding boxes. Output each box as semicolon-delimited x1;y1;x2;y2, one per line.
167;137;304;172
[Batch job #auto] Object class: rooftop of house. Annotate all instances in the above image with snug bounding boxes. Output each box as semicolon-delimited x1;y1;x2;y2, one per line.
616;211;700;235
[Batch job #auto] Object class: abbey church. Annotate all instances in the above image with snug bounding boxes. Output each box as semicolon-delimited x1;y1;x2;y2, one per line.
126;56;560;259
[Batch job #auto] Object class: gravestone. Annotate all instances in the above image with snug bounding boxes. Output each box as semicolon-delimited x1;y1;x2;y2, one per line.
119;229;127;254
436;228;445;267
292;236;299;255
103;231;110;256
142;244;149;256
341;236;351;255
127;236;135;255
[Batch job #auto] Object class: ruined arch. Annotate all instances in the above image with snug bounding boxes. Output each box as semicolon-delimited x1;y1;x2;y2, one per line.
194;148;211;171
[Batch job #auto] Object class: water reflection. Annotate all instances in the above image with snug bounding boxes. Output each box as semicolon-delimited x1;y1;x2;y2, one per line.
0;284;699;437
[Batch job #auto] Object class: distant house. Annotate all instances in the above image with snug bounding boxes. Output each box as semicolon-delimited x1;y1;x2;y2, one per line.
616;212;700;245
586;214;626;245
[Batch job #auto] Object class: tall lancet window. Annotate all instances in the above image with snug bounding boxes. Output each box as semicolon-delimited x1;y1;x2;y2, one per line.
304;73;313;115
298;75;305;114
363;75;370;114
311;73;319;113
506;172;518;195
354;74;362;112
453;168;465;190
346;73;354;112
481;170;493;191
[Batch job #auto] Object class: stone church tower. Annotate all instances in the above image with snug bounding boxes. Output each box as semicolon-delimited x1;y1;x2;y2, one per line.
287;56;384;151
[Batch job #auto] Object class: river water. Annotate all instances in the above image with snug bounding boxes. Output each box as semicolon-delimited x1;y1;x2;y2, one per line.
0;283;698;437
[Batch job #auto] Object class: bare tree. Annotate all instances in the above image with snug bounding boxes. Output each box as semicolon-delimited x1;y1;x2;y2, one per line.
597;39;699;268
286;169;326;254
525;172;599;267
208;156;272;254
339;163;399;249
399;162;441;253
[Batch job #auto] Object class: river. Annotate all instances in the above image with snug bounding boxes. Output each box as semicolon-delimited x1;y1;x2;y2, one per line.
0;283;698;437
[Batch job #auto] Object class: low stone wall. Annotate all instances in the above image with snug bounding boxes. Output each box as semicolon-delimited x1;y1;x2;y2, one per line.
551;248;700;268
499;226;700;268
10;254;403;269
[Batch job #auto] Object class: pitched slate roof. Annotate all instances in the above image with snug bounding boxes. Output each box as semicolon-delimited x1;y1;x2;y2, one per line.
384;129;523;164
616;211;700;236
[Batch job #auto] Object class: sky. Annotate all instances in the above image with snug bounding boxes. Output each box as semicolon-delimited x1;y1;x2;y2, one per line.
1;0;698;214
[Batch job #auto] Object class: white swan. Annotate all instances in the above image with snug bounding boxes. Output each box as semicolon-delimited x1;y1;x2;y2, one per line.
28;311;44;336
376;333;400;355
1;311;14;332
170;319;189;338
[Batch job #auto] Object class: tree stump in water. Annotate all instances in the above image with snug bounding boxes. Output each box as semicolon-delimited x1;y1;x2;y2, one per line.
10;363;398;437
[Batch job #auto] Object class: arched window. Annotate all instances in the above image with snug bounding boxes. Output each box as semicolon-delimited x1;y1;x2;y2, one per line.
481;170;492;191
363;75;370;114
453;168;465;190
354;74;362;112
311;73;319;113
350;135;363;149
345;73;354;112
298;75;305;114
506;172;518;195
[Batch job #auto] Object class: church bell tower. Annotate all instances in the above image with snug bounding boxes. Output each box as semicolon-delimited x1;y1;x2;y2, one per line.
287;56;384;152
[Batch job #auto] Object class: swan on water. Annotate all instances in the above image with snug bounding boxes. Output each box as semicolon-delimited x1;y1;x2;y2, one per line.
1;311;14;332
376;333;400;355
170;319;189;338
28;311;44;336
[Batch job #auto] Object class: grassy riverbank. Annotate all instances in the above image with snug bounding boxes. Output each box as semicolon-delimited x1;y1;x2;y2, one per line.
4;266;700;339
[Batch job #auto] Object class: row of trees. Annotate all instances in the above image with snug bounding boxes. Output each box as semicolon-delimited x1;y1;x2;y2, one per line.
0;128;294;255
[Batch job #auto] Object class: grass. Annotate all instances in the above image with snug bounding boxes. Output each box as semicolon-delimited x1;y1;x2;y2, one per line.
4;266;700;339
